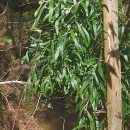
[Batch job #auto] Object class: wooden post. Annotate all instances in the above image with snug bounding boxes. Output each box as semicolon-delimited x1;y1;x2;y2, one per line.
102;0;122;130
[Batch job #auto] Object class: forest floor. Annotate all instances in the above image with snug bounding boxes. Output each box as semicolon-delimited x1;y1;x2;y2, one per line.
0;43;77;130
0;72;77;130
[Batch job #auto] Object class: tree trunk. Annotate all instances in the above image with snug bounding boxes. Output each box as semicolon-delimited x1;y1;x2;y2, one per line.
102;0;122;130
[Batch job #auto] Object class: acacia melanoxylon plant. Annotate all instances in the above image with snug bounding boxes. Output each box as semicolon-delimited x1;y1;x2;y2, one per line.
22;0;130;129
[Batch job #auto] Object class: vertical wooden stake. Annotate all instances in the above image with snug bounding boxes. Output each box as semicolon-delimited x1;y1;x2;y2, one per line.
102;0;122;130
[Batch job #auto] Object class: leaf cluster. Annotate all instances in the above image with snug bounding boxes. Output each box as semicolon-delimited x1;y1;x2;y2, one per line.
22;0;130;129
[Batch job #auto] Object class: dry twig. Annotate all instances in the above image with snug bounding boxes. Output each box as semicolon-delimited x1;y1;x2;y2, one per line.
0;81;27;85
24;93;42;129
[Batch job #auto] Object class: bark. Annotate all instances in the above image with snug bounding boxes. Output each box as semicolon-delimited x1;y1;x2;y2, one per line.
102;0;122;130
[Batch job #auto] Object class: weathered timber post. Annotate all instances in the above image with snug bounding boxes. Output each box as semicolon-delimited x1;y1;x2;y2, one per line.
102;0;122;130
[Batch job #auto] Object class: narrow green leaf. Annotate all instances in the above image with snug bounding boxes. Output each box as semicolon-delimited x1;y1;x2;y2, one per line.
55;20;59;35
97;64;104;79
34;6;41;17
27;83;31;98
123;55;129;62
34;80;40;94
62;68;66;78
45;81;49;95
70;29;76;42
93;72;99;83
51;41;55;62
31;4;46;30
54;40;64;60
71;4;79;14
92;20;97;38
70;29;81;49
42;13;49;22
87;59;95;67
81;1;89;16
87;111;95;130
50;81;54;94
79;79;90;95
54;46;60;60
121;25;125;38
49;0;54;22
41;80;45;94
76;23;88;47
78;102;84;118
82;27;90;46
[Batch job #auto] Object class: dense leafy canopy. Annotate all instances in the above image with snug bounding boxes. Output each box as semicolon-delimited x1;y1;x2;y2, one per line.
22;0;130;129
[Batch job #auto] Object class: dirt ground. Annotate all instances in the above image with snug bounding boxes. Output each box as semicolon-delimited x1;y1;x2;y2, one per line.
0;86;77;130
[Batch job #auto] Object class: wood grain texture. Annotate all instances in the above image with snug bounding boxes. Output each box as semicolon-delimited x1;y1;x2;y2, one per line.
103;0;122;130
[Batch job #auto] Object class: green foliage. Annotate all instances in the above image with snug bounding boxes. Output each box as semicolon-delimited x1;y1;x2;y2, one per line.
23;0;106;129
22;0;130;129
1;36;13;45
119;0;130;126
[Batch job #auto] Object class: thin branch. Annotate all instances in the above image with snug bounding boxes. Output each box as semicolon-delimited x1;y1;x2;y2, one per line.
12;63;34;130
60;116;65;130
3;94;11;111
24;93;42;129
0;1;8;16
0;81;27;85
0;46;16;52
11;83;27;130
17;2;37;7
94;110;106;114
